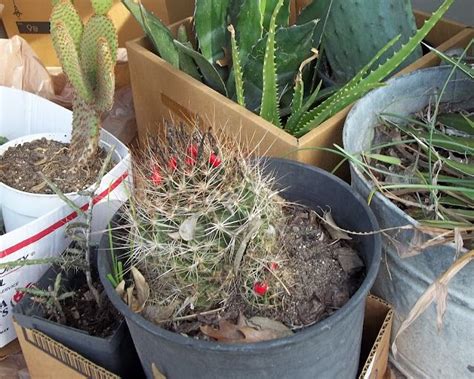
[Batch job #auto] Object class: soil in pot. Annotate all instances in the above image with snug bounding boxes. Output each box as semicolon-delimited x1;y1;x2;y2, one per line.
365;105;473;248
0;138;108;193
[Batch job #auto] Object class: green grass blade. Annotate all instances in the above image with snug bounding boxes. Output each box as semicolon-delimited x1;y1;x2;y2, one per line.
438;113;474;136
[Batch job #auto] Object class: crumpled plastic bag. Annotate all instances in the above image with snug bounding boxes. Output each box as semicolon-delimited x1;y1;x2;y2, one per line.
0;35;55;100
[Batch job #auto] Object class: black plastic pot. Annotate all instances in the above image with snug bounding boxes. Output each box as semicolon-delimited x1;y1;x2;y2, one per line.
98;159;382;379
13;259;143;377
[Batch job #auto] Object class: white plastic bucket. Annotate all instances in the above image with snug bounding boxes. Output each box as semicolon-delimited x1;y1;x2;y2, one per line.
0;132;123;232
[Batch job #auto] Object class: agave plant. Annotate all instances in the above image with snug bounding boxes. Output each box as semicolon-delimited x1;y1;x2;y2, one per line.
50;0;118;169
124;0;453;137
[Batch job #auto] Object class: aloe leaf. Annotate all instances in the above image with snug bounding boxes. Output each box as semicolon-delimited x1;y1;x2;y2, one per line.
438;113;474;136
194;0;231;64
122;0;179;68
296;0;333;48
262;0;291;30
228;25;245;107
288;35;400;135
285;80;322;131
176;25;202;81
236;0;263;67
364;153;402;166
174;40;228;96
293;82;385;137
291;74;304;114
260;0;284;127
244;20;317;111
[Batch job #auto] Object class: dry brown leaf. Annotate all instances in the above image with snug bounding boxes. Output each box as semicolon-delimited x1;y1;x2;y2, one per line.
115;280;125;298
131;266;150;312
143;301;179;323
152;363;166;379
201;316;293;343
392;249;474;357
323;212;352;241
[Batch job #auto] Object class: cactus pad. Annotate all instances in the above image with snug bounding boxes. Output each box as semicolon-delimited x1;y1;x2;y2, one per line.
90;0;113;15
50;0;83;48
80;15;118;85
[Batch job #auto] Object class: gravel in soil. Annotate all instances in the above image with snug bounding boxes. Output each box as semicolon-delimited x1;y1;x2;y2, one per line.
0;138;107;194
167;203;365;337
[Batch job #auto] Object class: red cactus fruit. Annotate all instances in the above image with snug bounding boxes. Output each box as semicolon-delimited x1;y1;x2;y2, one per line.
209;152;222;168
254;281;269;296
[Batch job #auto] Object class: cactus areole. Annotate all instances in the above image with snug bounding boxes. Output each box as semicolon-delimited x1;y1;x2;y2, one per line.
50;0;118;169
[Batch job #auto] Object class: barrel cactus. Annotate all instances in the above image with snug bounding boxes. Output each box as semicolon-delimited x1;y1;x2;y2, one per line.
50;0;118;168
123;125;289;317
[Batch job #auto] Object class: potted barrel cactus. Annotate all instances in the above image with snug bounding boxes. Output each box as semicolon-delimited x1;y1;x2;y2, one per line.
98;125;382;378
123;0;456;171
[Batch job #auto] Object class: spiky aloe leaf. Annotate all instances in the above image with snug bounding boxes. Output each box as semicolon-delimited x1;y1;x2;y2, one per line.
286;80;322;132
122;0;179;68
262;0;291;30
228;25;245;107
259;0;284;127
51;21;93;103
290;0;453;137
244;20;317;111
194;0;231;64
174;41;228;96
236;0;263;67
177;25;202;81
296;0;333;48
290;48;319;115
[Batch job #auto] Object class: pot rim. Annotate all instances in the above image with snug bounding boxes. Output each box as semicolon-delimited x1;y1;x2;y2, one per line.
99;158;382;352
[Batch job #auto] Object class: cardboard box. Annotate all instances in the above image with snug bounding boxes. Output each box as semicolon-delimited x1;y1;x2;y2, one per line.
0;0;194;66
358;295;394;379
126;12;471;175
12;295;392;378
14;322;119;379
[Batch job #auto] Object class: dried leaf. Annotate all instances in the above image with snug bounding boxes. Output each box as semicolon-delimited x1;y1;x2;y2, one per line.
131;266;150;313
115;280;125;298
392;249;474;357
200;320;244;342
152;363;166;379
143;301;179;323
179;215;199;241
323;212;352;240
201;316;293;343
336;247;365;274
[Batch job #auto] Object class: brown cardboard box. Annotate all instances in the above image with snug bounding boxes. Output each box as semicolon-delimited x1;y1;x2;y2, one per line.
358;295;394;379
0;0;194;66
126;12;471;174
12;295;392;378
13;321;119;379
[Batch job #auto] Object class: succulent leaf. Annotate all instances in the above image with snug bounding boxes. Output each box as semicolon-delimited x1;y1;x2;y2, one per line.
95;37;115;113
90;0;113;15
262;0;291;30
194;0;231;64
228;25;245;107
259;0;284;127
236;0;263;67
177;25;202;81
174;40;228;96
50;0;83;48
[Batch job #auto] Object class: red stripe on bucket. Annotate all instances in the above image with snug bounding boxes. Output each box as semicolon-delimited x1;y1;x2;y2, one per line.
0;172;129;259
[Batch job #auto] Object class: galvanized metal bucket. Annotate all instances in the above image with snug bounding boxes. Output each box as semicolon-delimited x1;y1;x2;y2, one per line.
343;66;474;378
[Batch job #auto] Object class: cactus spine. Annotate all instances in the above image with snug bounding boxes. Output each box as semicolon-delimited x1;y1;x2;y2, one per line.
50;0;117;168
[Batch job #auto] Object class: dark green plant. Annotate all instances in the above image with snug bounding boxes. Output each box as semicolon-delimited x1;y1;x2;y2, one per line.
50;0;117;169
123;0;452;137
0;137;7;145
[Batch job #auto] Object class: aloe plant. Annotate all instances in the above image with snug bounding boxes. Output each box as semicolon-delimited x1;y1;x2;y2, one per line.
124;0;453;137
